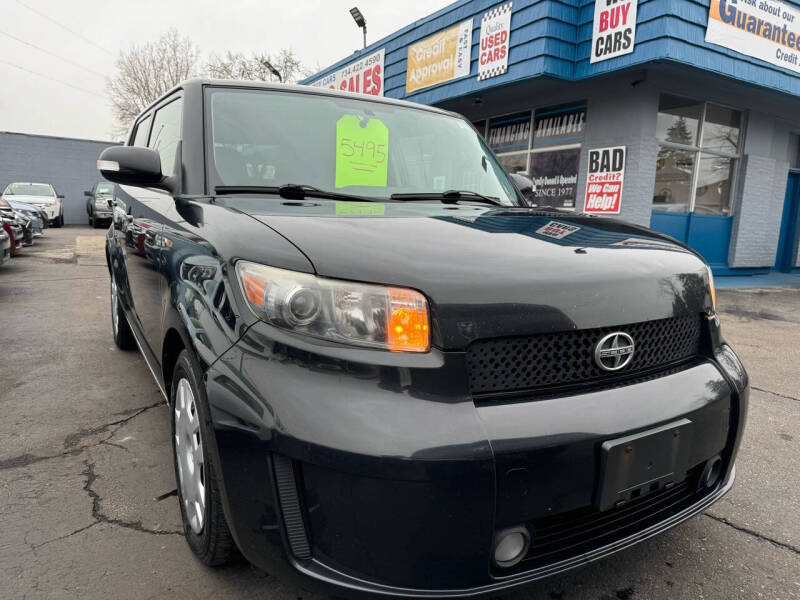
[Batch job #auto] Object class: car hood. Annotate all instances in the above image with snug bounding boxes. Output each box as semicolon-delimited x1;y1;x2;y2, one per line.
227;200;711;349
5;195;55;205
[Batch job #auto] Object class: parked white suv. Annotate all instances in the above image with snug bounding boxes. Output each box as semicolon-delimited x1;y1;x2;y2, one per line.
1;182;64;227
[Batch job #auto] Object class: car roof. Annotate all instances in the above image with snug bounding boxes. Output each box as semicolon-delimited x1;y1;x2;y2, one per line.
136;78;457;120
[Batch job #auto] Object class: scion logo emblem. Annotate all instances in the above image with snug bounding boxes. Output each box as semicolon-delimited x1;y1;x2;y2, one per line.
594;332;635;372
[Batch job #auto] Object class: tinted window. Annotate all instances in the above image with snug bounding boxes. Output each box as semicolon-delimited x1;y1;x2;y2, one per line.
132;115;152;147
149;99;183;177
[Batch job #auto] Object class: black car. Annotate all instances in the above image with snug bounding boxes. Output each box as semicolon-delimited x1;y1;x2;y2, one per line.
99;80;748;598
84;182;115;228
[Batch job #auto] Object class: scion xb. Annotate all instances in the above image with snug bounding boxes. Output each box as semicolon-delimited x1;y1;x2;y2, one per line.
99;80;747;598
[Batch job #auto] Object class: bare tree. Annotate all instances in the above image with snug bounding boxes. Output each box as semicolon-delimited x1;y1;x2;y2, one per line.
108;29;199;136
206;48;310;84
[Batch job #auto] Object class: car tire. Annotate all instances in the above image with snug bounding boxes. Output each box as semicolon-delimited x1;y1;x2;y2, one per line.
110;276;135;350
171;350;236;566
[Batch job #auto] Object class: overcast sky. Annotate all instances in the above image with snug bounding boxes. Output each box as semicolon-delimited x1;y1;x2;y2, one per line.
1;0;452;141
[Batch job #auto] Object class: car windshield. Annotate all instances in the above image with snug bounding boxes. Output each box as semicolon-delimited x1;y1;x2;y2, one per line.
4;183;53;196
96;183;114;195
206;88;519;205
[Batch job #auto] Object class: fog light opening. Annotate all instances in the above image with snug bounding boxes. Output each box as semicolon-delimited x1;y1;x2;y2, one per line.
700;455;723;490
493;525;531;569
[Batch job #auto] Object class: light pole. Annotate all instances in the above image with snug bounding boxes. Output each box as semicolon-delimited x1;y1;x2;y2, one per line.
263;59;282;83
350;7;367;49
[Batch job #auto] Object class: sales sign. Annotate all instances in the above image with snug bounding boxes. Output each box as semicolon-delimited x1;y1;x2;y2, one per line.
706;0;800;74
406;20;473;93
584;146;626;214
590;0;638;63
309;49;385;96
478;3;512;80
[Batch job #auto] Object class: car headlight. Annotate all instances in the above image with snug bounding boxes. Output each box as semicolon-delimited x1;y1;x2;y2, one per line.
706;265;716;314
235;261;430;353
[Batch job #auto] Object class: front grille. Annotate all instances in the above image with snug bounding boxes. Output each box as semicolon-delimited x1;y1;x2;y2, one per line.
467;315;702;397
515;465;708;571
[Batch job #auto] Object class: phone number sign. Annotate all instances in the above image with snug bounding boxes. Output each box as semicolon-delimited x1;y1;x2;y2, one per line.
309;49;385;96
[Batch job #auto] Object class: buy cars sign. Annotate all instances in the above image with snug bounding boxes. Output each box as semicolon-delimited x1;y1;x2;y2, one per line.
590;0;638;63
309;49;385;96
584;146;626;214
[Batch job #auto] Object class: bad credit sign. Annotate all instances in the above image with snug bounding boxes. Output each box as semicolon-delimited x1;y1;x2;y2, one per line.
309;49;385;96
584;146;626;214
591;0;638;63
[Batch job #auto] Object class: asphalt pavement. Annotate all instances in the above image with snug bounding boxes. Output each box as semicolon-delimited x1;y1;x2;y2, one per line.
0;226;798;600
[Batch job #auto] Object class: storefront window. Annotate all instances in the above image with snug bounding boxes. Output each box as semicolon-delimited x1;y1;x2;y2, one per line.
652;96;742;216
529;103;586;209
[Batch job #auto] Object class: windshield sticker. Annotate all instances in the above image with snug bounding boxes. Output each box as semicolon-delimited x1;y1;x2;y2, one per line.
536;221;580;240
335;202;386;215
335;115;389;189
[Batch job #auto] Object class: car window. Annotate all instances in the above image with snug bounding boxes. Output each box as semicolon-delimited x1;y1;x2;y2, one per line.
96;183;114;195
148;98;183;177
206;89;518;205
3;183;54;196
132;115;152;148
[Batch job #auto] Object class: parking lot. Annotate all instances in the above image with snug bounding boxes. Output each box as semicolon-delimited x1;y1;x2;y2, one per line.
0;226;797;600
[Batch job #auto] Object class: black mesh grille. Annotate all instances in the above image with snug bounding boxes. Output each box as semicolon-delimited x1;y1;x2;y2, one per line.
466;315;702;396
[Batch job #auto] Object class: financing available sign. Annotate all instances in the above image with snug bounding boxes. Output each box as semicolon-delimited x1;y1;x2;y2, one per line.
590;0;638;63
406;20;473;93
584;146;626;214
706;0;800;73
309;49;385;96
478;3;512;80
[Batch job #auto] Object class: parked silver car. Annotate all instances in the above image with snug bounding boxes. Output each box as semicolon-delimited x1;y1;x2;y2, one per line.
6;200;45;237
1;182;64;227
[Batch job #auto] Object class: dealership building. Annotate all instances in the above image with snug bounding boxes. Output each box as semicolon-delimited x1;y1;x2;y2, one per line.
305;0;800;275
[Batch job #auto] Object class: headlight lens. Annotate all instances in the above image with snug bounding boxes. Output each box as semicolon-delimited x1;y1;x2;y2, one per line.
706;265;716;313
235;261;430;352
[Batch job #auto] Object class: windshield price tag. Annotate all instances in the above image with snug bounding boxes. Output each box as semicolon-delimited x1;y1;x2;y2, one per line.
335;115;389;188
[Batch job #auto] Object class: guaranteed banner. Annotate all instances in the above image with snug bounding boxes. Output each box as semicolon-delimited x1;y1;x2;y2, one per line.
309;49;385;96
584;146;626;214
591;0;638;63
706;0;800;73
478;3;512;80
406;20;472;93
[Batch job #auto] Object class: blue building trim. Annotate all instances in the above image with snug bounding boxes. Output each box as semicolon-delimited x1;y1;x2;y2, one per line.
303;0;800;104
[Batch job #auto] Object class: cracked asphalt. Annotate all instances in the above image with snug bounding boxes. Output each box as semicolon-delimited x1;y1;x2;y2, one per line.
1;226;798;600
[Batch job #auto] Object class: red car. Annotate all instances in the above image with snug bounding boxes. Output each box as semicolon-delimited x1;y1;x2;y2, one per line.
2;220;23;257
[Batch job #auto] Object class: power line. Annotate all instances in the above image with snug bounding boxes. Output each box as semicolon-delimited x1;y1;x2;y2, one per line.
0;58;102;98
14;0;115;57
0;29;107;79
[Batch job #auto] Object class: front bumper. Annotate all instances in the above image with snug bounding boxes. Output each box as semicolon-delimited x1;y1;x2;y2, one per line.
205;322;747;598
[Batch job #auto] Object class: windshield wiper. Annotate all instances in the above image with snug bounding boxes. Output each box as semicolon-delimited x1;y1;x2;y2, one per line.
214;184;380;202
390;190;505;206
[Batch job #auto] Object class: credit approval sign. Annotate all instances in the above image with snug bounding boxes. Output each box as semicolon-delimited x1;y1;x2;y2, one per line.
406;20;472;93
309;49;385;96
706;0;800;74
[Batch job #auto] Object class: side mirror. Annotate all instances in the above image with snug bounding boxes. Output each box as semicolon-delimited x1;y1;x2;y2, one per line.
84;190;93;197
97;146;171;191
510;172;535;197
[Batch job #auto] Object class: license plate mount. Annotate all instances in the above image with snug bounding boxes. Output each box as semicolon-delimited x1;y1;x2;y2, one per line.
595;418;693;512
